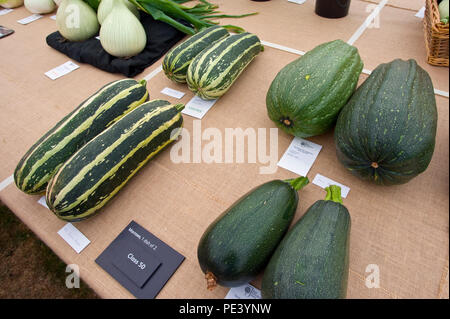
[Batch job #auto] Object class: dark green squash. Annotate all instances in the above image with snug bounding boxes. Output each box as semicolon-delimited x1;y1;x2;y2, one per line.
261;185;351;299
334;59;437;185
266;39;363;138
197;176;309;290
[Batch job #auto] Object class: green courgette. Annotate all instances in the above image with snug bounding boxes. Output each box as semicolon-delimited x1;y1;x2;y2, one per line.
197;176;309;290
261;185;351;299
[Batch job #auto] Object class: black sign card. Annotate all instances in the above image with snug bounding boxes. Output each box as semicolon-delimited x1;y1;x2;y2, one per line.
110;239;162;289
95;220;185;299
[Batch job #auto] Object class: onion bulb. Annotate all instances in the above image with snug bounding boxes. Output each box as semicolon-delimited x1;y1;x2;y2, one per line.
56;0;99;42
439;0;449;24
24;0;56;13
100;0;146;58
0;0;24;8
97;0;139;25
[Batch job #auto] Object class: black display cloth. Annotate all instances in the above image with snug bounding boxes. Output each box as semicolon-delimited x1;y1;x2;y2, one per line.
46;14;187;77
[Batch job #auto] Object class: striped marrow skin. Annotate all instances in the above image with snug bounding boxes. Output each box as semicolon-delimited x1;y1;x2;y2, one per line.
266;39;363;138
334;59;437;185
14;79;149;195
46;100;184;222
186;32;263;100
163;26;229;83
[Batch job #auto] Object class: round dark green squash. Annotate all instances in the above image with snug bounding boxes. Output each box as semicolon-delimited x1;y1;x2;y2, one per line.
334;59;438;186
197;176;309;290
266;39;363;138
261;185;351;299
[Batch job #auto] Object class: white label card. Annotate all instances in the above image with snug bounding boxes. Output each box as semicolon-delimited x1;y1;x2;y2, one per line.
0;8;13;16
277;137;322;176
161;87;186;99
45;61;80;80
312;174;350;198
38;196;49;209
50;15;57;20
225;284;261;299
57;223;91;254
95;36;100;40
0;175;14;192
288;0;307;4
17;14;43;25
415;7;425;19
182;95;217;119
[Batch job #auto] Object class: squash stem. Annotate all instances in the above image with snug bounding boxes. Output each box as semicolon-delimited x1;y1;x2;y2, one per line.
205;271;217;291
325;185;343;204
174;103;185;112
284;176;309;191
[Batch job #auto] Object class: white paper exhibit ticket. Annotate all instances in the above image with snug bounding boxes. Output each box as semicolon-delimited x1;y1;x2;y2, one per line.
288;0;307;4
312;174;350;198
161;87;186;99
0;8;13;16
45;61;80;80
57;223;91;254
182;95;217;119
415;7;425;19
225;284;261;299
277;137;322;176
38;196;49;209
17;14;43;25
0;175;14;192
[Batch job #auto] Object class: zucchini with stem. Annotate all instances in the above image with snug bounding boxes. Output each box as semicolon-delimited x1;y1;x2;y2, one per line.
261;185;351;299
197;176;309;290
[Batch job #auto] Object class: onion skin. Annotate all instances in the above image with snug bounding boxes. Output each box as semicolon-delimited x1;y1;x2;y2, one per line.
56;0;99;42
97;0;139;25
0;0;24;9
99;0;146;58
24;0;56;13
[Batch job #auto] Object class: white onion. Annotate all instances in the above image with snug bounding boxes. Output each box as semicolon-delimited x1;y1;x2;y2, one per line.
439;0;449;23
100;0;146;57
97;0;139;25
0;0;24;9
56;0;99;41
24;0;56;13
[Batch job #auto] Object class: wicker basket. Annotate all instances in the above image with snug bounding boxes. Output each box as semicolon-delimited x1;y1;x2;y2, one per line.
424;0;449;67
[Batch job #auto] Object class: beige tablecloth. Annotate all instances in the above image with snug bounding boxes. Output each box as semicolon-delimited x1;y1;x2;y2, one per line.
0;0;448;299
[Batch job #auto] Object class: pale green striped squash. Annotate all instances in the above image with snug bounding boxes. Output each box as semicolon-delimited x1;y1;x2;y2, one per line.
46;100;184;222
14;79;149;195
163;25;229;84
186;32;263;100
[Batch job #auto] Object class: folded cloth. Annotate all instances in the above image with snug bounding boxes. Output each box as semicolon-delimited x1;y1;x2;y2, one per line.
46;14;187;77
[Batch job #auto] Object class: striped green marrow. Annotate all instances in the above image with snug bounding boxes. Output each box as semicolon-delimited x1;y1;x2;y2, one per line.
335;59;437;185
46;100;184;222
261;185;351;299
163;26;229;83
186;32;263;100
14;79;149;195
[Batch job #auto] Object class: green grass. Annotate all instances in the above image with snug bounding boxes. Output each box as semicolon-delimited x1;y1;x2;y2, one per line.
0;201;99;299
